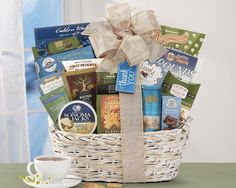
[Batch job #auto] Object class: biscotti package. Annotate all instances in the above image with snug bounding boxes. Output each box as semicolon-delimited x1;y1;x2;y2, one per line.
40;87;69;129
35;46;95;78
97;72;117;94
142;85;162;132
156;25;205;57
62;68;97;110
62;58;102;72
140;49;198;86
161;71;200;123
34;23;90;49
35;72;64;95
161;96;181;130
96;94;120;133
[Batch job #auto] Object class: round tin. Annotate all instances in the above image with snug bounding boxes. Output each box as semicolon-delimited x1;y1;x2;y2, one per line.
58;100;97;134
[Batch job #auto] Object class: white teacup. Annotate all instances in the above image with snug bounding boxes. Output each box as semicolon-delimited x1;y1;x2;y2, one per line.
27;155;72;183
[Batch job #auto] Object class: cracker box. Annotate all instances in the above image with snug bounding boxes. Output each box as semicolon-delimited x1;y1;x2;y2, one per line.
96;94;120;133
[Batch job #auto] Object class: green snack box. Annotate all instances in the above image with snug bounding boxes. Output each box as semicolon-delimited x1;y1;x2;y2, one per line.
161;71;200;123
47;37;81;54
97;72;118;94
96;94;120;134
156;25;205;57
40;86;69;129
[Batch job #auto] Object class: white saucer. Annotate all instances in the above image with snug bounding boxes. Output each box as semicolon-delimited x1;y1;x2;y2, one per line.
23;175;81;188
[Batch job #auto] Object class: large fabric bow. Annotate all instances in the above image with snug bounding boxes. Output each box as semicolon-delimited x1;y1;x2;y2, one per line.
82;3;167;73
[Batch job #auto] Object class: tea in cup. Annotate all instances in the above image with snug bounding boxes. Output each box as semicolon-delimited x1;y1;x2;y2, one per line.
27;155;71;183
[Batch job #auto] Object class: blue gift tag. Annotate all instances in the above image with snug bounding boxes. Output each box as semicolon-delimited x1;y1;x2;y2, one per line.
115;61;137;94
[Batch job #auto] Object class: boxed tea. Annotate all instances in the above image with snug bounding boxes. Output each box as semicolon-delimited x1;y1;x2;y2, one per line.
161;96;181;130
156;25;205;57
142;85;162;132
40;86;69;129
161;71;200;123
63;68;97;109
62;58;102;72
140;49;198;86
35;46;95;78
34;23;90;49
35;72;64;95
96;94;120;133
97;72;117;94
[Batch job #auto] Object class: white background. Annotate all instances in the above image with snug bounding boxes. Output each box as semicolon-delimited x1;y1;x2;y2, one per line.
64;0;236;162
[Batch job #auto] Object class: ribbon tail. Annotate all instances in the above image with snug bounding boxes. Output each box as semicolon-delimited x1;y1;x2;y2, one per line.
142;37;169;62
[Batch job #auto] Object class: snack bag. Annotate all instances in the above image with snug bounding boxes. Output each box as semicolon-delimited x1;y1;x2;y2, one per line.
161;71;200;123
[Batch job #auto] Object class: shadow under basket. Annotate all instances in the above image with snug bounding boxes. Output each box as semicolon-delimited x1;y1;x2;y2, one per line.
48;118;192;183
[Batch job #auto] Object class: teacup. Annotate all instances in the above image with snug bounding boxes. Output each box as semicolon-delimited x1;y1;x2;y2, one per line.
27;155;72;183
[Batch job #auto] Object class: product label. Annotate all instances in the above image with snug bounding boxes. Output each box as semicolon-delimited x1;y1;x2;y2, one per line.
161;96;181;130
40;87;69;129
34;23;90;49
155;25;205;57
62;58;102;72
96;95;120;134
35;46;95;78
35;72;63;95
58;101;97;134
170;84;188;99
140;49;198;86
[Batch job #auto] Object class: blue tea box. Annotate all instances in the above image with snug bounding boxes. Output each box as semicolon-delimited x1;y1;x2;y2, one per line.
115;61;137;94
35;72;64;95
161;96;181;130
35;46;95;78
140;49;198;86
34;23;90;49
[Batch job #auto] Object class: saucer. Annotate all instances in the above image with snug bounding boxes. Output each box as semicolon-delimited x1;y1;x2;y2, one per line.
23;175;81;188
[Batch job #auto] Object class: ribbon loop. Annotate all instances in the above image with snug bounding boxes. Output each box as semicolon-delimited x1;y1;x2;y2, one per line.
120;35;150;66
89;32;121;57
108;3;131;33
82;21;112;36
132;10;160;35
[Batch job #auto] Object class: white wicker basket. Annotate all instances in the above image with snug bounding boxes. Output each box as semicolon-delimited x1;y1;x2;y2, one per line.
48;118;191;183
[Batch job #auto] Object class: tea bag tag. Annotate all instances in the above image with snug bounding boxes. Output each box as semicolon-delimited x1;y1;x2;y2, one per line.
115;61;137;94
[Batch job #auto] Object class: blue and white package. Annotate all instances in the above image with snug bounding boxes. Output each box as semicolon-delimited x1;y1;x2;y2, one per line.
34;23;90;49
35;46;95;78
115;61;137;94
142;85;162;132
140;49;198;86
35;72;63;95
58;100;97;134
161;96;181;130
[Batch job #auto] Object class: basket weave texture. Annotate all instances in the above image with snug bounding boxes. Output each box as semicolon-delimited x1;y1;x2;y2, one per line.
49;120;190;183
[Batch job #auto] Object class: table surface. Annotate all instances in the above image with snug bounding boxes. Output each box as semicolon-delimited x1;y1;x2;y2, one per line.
0;163;235;188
